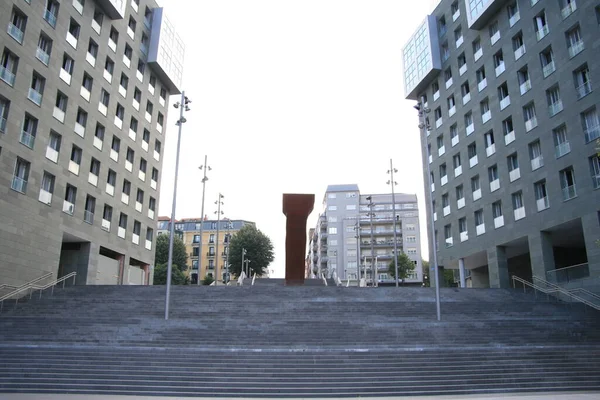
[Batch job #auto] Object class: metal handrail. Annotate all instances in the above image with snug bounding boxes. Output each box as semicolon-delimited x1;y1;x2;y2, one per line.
0;272;53;296
321;273;328;287
546;262;588;274
512;275;600;311
1;272;76;313
251;272;256;286
533;275;600;302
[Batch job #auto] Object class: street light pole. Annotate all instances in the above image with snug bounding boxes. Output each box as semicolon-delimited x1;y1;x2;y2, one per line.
415;102;441;321
387;160;400;287
354;221;360;287
224;219;231;284
366;196;376;287
241;248;246;278
165;91;191;320
197;156;211;285
214;193;224;286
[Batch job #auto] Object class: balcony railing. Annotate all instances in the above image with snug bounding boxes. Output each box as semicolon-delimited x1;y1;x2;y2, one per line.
494;215;504;229
11;176;27;193
546;263;589;284
0;66;16;86
519;80;531;95
504;131;515;145
576;81;592;99
562;185;577;200
509;12;520;27
536;25;549;41
561;1;576;19
514;46;526;60
513;207;526;221
7;23;24;44
584;126;600;143
555;141;570;158
536;197;549;212
568;41;584;58
542;61;555;78
548;101;563;116
525;117;538;132
476;224;485;236
0;117;5;133
500;96;510;110
84;210;94;224
44;10;57;27
459;64;467;76
28;88;42;106
495;63;505;77
36;48;50;65
531;155;543;170
20;130;36;149
592;174;600;190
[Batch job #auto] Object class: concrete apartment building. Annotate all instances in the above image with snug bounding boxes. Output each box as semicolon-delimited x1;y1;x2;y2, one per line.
157;218;256;284
0;0;183;286
403;0;600;288
308;184;423;285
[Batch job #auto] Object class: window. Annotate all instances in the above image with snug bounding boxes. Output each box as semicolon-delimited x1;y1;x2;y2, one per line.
84;195;95;223
39;172;55;204
146;101;153;116
512;191;525;219
474;209;485;233
480;98;491;123
513;31;525;59
119;212;128;230
566;26;583;58
157;112;164;130
484;131;495;155
90;158;100;179
122;179;131;197
8;8;27;44
471;174;480;191
137;59;145;79
107;169;117;187
472;38;482;60
523;103;537;131
21;114;37;148
438;15;446;36
560;168;577;200
82;73;93;95
100;89;110;107
11;158;30;193
432;81;439;98
589;156;600;190
458;52;466;74
458;217;467;239
581;108;599;143
160;87;167;104
534;180;549;210
124;44;133;66
149;197;156;214
1;49;19;86
328;205;337;211
488;165;499;184
151;168;159;185
444;68;453;87
440;163;447;181
70;145;82;166
507;2;520;26
540;47;555;77
92;9;103;33
464;112;474;135
529;140;544;170
73;0;84;14
476;67;486;90
346;204;356;210
64;185;77;215
468;142;477;164
507;153;519;172
61;54;74;80
128;16;137;37
434;107;442;126
105;57;114;78
547;86;562;116
437;135;444;154
37;34;52;65
498;82;509;109
44;1;59;28
450;124;458;146
489;21;500;44
141;32;149;53
444;224;452;247
68;18;80;43
553;125;570;158
120;73;129;91
29;73;45;105
453;153;461;170
115;103;125;123
456;184;464;201
574;65;592;99
136;188;144;205
502;117;514;144
534;11;549;41
109;27;119;50
111;135;120;153
139;157;147;173
76;107;87;128
0;97;8;133
47;131;61;161
328;227;337;235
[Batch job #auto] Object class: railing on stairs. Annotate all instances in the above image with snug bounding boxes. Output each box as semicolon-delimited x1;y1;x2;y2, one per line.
321;273;327;286
545;263;589;284
251;272;256;286
512;275;600;311
1;272;76;312
237;271;246;286
533;275;600;308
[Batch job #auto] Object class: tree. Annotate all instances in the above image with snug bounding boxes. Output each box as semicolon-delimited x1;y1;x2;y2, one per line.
228;225;274;277
153;263;189;285
422;260;430;287
387;251;416;285
155;234;188;272
201;275;214;286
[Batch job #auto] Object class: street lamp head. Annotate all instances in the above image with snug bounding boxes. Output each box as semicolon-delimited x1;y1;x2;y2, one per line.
418;122;425;129
184;96;192;104
423;107;431;113
185;106;191;111
413;104;421;111
173;102;180;109
366;196;372;201
394;168;398;173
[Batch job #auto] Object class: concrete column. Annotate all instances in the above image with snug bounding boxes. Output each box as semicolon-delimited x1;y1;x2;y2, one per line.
117;254;127;285
487;246;510;288
582;212;600;279
528;231;555;282
471;266;489;288
458;258;466;288
282;194;315;286
143;264;150;285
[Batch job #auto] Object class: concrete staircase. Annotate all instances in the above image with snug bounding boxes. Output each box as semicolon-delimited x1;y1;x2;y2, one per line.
1;284;599;397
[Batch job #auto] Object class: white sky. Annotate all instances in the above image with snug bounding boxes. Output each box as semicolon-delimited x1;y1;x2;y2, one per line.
157;0;441;277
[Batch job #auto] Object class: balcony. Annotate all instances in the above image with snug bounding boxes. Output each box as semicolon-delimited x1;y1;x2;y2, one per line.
84;210;94;224
453;9;460;22
118;227;126;239
103;70;112;83
0;66;16;86
490;179;500;192
542;61;555;78
86;52;96;67
123;55;131;69
562;185;577;200
110;149;118;162
531;155;544;170
119;85;127;98
495;63;505;77
438;145;445;156
514;46;526;60
121;193;129;205
445;237;453;248
445;78;453;89
509;12;520;27
476;224;485;236
568;41;584;58
584;126;600;143
504;131;515;145
36;48;50;65
494;215;504;229
435;118;442;129
145;240;152;251
98;103;108;116
153;150;160;162
562;1;577;19
469;155;478;168
27;88;42;106
46;146;58;163
462;93;471;105
478;78;487;92
491;31;500;45
68;161;79;175
474;48;483;62
455;37;463;48
485;143;495;157
513;207;526;221
525;117;538;132
132;233;139;245
44;10;57;28
66;32;78;49
537;197;549;211
114;116;123;130
148;209;155;220
433;90;439;101
509;168;521;182
125;160;133;172
11;176;27;193
102;219;111;231
555;141;570;158
549;101;563;116
138;170;146;182
482;110;491;124
473;188;482;201
519;80;531;95
80;86;91;102
20;130;35;148
59;69;72;85
108;38;117;53
151;179;157;190
576;81;592;99
430;182;435;193
133;99;140;111
500;96;510;110
441;175;448;186
135;201;143;213
536;25;549;41
62;200;74;215
451;135;459;147
454;165;462;177
460;231;468;242
7;23;24;44
53;107;65;123
459;64;467;76
466;123;474;136
105;183;114;196
38;189;52;205
443;205;450;217
142;141;149;152
92;19;101;35
74;122;85;137
129;129;136;141
88;173;98;187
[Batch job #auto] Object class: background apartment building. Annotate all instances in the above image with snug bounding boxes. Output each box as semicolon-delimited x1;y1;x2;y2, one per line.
308;184;423;286
403;0;600;288
0;0;183;286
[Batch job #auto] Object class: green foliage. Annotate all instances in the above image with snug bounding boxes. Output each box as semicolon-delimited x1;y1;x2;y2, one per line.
155;234;188;272
387;251;416;285
153;263;189;285
228;225;275;277
201;275;214;286
443;269;456;287
422;260;430;287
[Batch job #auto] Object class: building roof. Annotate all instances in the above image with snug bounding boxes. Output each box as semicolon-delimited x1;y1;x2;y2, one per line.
325;184;360;193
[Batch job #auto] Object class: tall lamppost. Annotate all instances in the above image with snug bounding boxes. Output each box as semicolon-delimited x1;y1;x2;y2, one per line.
387;160;400;287
354;220;361;287
196;157;211;285
241;248;247;279
214;193;224;285
366;196;376;287
415;101;441;321
224;219;232;284
165;92;192;321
